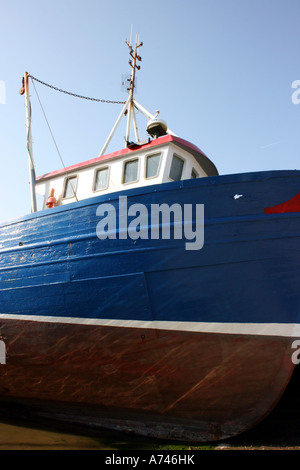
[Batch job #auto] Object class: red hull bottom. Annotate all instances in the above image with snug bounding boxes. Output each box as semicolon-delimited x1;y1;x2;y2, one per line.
0;319;295;441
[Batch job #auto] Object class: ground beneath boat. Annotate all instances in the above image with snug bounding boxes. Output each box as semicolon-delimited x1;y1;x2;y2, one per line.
0;365;300;450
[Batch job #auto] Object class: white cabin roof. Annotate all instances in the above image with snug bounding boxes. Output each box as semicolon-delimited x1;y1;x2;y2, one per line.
35;134;218;210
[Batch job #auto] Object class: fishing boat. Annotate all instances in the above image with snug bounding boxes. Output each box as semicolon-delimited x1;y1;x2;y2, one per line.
0;39;299;442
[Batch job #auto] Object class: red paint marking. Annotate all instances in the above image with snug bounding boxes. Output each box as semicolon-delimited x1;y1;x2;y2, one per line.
264;191;300;214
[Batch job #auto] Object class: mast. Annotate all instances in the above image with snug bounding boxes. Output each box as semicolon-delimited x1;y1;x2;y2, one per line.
125;38;143;144
97;37;176;157
98;37;143;157
20;72;37;213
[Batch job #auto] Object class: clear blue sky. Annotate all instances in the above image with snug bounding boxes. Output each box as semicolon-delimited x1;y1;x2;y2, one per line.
0;0;299;221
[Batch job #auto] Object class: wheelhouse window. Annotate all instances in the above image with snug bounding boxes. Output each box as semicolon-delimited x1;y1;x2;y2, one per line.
169;155;184;181
123;158;139;184
93;167;109;191
146;153;161;179
191;168;199;179
63;175;78;199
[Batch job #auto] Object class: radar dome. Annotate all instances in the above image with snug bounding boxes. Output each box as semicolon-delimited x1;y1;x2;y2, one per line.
146;117;168;138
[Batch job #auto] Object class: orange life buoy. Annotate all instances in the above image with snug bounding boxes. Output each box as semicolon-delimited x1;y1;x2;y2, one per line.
46;188;57;208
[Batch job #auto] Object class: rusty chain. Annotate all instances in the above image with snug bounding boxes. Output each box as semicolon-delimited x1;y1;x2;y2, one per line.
29;74;126;105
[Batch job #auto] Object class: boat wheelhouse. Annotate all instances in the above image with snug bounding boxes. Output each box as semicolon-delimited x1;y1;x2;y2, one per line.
27;37;218;213
36;134;218;210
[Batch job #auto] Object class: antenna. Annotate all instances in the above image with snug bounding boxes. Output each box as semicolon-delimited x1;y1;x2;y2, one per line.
129;24;133;46
124;33;143;144
99;34;143;155
98;35;176;157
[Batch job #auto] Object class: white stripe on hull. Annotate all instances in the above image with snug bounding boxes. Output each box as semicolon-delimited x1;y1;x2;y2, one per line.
0;313;299;338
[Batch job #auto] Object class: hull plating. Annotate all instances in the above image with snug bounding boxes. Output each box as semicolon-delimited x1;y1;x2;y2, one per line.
0;170;299;441
0;320;295;441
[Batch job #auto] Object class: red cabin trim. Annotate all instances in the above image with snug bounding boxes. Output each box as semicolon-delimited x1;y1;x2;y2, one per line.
36;135;214;182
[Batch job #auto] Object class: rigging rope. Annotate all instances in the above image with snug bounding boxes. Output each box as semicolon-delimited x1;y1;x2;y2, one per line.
29;74;126;105
30;77;78;201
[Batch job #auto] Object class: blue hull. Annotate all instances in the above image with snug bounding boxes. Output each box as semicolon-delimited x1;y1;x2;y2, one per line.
0;169;299;441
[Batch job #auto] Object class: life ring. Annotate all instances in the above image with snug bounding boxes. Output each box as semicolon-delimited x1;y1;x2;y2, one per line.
46;188;57;208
